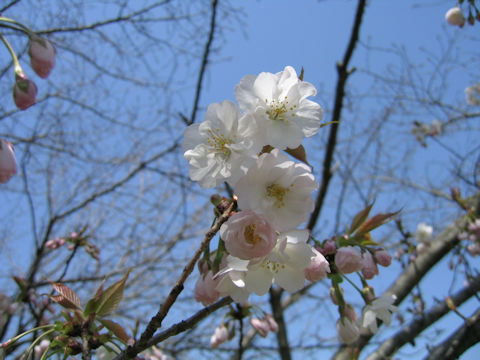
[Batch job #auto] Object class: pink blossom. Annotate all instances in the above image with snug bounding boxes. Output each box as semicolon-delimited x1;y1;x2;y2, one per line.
210;324;228;348
220;210;276;260
265;314;278;332
13;77;37;110
374;249;392;267
321;238;337;254
29;37;56;79
34;339;50;359
250;317;270;337
304;248;330;282
335;246;363;274
194;271;220;306
361;251;378;280
0;139;17;183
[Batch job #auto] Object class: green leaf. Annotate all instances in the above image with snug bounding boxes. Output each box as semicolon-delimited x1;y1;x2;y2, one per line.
84;280;105;316
51;283;82;311
98;319;131;344
356;210;400;236
348;203;374;235
285;145;310;166
96;269;131;317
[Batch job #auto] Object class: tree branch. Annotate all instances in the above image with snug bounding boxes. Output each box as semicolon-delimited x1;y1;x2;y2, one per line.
424;307;480;360
269;287;291;360
117;200;235;359
366;273;480;360
307;0;367;231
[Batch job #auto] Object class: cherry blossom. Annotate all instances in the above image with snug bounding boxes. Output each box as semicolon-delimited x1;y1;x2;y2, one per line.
235;149;318;232
220;210;276;260
304;248;330;282
361;251;378;280
182;100;261;188
244;230;314;294
234;66;323;149
361;294;398;334
334;246;363;274
194;271;220;306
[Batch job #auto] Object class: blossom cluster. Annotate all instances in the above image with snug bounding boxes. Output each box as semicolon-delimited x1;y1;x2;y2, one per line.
183;66;324;304
183;66;398;346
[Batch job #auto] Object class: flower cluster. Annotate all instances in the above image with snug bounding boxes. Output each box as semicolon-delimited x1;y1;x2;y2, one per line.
184;66;324;303
183;67;398;347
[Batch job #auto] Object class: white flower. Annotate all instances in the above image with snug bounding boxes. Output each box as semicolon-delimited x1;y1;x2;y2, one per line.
414;222;433;243
234;66;324;150
217;231;314;297
235;149;318;232
182;100;261;188
361;294;398;334
215;256;251;304
245;230;314;294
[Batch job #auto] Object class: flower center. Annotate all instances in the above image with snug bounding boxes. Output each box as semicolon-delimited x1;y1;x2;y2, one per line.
261;260;286;274
244;224;262;245
206;128;234;158
266;183;292;208
265;96;297;122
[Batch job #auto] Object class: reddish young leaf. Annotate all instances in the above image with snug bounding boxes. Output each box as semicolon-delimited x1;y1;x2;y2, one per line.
356;211;400;236
348;203;374;235
51;283;82;311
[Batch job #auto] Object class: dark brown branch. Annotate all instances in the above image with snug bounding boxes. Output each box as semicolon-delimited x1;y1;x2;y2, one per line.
269;287;291;360
307;0;367;232
145;297;233;349
187;0;218;125
366;274;480;360
117;201;235;359
424;307;480;360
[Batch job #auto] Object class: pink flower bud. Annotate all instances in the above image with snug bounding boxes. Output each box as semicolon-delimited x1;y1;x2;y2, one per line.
13;77;37;110
374;249;392;267
220;210;276;260
322;238;337;254
29;37;56;79
210;324;228;348
45;239;57;249
361;251;378;280
250;317;270;337
265;314;278;333
304;248;330;282
194;271;220;306
335;246;363;274
344;304;358;322
0;139;17;183
336;317;360;344
445;7;466;27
